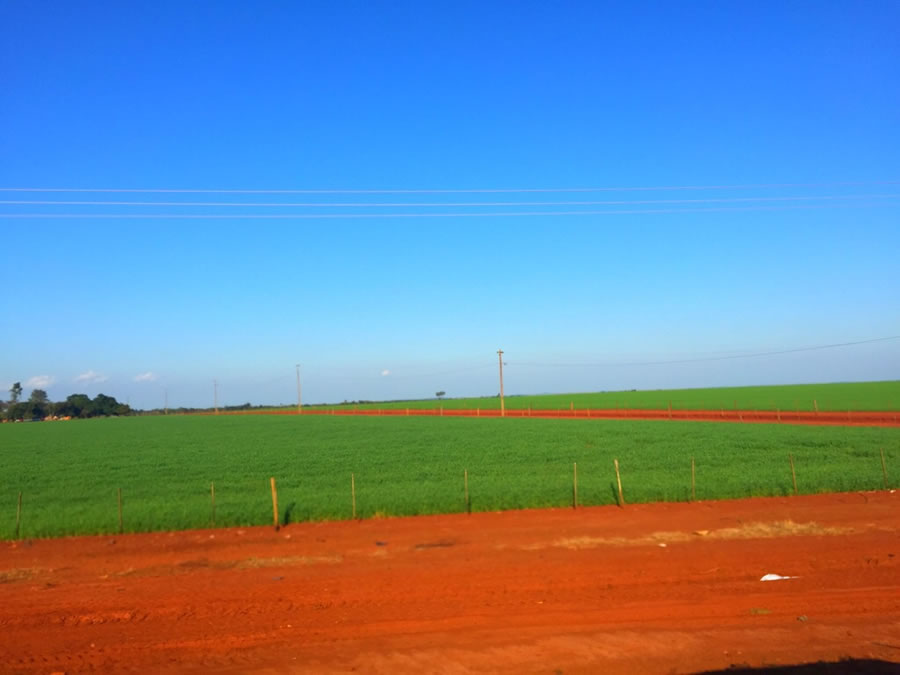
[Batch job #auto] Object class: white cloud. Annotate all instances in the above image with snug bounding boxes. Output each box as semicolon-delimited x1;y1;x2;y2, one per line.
74;370;108;384
133;371;158;382
26;375;55;388
381;369;391;376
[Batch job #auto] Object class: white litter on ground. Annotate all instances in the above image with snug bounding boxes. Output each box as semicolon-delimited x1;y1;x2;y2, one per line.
760;573;798;581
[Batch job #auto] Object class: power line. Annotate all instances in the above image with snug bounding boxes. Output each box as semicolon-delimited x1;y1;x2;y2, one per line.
509;336;900;369
1;180;899;195
3;194;898;208
1;203;897;220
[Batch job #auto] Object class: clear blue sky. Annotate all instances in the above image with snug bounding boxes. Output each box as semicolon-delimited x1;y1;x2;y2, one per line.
1;1;898;409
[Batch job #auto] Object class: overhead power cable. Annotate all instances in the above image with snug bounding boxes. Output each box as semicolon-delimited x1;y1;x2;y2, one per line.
3;194;898;208
509;336;900;369
0;203;896;219
1;180;899;195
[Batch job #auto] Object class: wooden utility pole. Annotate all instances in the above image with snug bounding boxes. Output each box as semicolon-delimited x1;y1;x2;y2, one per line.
497;349;505;417
214;379;219;415
295;364;302;414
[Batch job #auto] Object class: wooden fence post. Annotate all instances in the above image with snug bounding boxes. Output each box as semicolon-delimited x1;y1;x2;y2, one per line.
691;456;696;502
614;459;625;507
15;491;22;539
572;462;578;509
789;455;798;495
117;487;124;534
270;477;279;530
464;469;470;514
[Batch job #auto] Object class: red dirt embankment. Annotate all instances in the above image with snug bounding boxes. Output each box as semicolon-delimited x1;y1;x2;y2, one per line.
2;492;898;673
215;406;900;427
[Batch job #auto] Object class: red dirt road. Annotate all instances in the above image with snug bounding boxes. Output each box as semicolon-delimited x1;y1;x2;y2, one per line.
2;493;899;674
215;407;900;427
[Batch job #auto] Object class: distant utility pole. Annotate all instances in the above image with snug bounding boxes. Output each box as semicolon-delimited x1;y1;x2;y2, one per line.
295;364;302;414
164;388;168;415
214;379;219;415
497;349;505;417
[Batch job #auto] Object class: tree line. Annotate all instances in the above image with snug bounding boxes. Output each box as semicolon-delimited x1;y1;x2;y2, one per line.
3;382;132;421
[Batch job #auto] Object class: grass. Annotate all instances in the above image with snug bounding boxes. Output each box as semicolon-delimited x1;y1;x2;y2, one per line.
310;380;900;412
2;414;898;540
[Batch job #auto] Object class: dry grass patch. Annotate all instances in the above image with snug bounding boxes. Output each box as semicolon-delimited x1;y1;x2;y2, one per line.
535;520;855;551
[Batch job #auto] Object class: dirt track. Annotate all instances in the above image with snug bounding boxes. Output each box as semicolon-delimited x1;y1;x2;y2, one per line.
1;493;898;674
216;407;900;427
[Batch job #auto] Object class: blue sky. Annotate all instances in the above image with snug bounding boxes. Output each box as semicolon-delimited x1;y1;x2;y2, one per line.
1;1;898;409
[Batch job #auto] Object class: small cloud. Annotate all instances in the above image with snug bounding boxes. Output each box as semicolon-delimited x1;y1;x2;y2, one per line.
133;371;158;382
26;375;55;388
381;369;391;376
74;370;108;384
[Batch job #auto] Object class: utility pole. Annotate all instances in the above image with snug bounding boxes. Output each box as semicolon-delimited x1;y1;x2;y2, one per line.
497;349;505;417
164;388;168;415
295;364;302;414
214;379;219;415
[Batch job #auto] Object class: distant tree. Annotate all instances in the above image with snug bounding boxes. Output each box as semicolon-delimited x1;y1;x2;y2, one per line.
29;389;48;404
9;381;22;404
26;389;50;420
91;393;120;416
435;391;446;399
6;402;27;421
57;393;92;418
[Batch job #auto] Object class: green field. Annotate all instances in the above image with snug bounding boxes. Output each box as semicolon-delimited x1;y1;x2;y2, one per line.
2;414;897;539
314;380;900;412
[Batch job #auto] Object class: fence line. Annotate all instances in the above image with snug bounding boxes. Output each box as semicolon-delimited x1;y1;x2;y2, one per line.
9;451;894;540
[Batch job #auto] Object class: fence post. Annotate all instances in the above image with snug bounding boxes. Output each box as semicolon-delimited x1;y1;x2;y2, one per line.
15;491;22;539
614;459;625;507
210;481;216;526
351;473;357;520
117;487;124;534
270;477;279;530
881;448;888;489
789;454;798;495
572;462;578;509
464;469;470;514
691;456;696;502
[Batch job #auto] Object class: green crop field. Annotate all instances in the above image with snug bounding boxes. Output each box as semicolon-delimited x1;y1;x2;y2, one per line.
312;380;900;412
2;414;898;540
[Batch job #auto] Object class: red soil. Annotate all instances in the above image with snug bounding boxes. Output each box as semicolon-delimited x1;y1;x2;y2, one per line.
2;492;898;673
214;407;900;427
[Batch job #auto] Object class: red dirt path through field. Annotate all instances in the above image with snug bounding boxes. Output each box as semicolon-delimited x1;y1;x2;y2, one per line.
214;407;900;427
2;492;899;674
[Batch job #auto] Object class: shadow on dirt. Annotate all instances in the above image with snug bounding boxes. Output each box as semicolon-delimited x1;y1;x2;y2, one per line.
694;658;899;674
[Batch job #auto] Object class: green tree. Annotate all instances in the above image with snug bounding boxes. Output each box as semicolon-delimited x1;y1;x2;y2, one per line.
6;402;27;421
9;381;22;403
26;389;50;420
57;393;92;418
